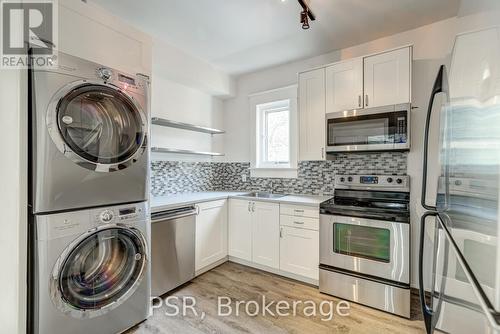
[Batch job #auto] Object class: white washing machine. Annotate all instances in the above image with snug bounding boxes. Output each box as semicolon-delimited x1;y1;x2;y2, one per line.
33;202;150;334
30;51;150;214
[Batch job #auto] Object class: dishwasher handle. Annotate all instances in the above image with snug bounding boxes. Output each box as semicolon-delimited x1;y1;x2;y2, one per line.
151;206;198;223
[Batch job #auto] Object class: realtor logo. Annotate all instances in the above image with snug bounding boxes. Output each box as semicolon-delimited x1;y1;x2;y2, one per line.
1;0;58;68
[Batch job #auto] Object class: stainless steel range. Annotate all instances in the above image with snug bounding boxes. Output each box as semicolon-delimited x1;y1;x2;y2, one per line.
319;174;411;318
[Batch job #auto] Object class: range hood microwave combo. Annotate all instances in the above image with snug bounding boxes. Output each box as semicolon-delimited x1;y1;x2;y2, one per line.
326;103;411;153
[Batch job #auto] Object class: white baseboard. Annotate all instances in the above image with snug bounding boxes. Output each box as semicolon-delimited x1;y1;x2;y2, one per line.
195;257;229;277
228;256;319;286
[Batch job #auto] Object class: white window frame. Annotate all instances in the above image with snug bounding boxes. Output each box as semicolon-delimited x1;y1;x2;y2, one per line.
249;85;298;179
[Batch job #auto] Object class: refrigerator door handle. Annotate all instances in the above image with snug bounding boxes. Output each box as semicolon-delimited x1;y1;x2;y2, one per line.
419;211;437;334
421;65;445;211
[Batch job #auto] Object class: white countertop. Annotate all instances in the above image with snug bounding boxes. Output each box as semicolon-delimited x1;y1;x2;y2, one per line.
150;191;332;213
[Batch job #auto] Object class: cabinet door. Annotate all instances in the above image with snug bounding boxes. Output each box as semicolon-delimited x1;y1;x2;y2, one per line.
280;226;319;280
251;201;280;269
326;58;363;113
364;47;411;108
228;199;252;261
299;68;326;161
195;200;228;271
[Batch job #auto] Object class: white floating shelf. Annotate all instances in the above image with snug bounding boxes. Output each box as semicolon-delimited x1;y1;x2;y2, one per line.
152;117;225;135
151;147;225;157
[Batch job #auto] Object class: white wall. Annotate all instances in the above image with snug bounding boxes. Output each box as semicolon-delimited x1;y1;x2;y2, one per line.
150;73;225;162
0;69;27;334
222;9;500;288
152;39;235;98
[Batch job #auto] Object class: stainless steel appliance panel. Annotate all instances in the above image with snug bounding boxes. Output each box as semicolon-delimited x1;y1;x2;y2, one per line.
30;51;150;214
418;14;500;333
320;214;410;284
326;103;410;153
319;267;410;318
34;202;150;334
151;207;196;297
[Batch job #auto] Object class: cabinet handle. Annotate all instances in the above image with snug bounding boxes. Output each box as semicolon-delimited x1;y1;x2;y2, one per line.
195;205;200;215
294;209;304;213
252;202;256;212
358;95;362;108
321;148;324;159
280;227;283;238
248;202;251;212
293;221;305;225
365;94;369;107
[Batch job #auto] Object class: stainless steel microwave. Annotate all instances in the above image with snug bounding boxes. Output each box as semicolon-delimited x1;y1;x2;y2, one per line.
326;103;411;153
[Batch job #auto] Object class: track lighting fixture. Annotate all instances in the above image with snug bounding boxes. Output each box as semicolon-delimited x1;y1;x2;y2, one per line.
297;0;315;30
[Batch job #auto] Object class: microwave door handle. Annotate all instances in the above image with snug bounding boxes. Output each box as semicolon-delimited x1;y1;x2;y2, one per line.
421;65;445;211
419;211;437;334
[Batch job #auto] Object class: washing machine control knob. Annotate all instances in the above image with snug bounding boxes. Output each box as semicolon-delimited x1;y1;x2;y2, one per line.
97;67;113;81
100;210;114;223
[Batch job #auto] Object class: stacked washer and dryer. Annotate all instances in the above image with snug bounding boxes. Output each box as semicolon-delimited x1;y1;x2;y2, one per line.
28;52;151;334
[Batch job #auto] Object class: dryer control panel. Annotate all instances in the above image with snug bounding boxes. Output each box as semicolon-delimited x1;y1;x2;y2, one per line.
93;203;148;225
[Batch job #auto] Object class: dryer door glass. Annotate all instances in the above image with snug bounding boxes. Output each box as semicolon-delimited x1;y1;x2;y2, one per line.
58;227;146;311
57;84;145;165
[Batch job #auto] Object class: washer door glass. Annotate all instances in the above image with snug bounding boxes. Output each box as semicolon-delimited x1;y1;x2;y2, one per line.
58;227;146;311
57;84;144;165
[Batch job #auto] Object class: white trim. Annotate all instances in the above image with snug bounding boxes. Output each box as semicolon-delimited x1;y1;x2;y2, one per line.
249;85;298;179
250;168;298;179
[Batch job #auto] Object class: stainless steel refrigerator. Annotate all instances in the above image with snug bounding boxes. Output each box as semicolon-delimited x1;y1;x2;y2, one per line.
419;9;500;334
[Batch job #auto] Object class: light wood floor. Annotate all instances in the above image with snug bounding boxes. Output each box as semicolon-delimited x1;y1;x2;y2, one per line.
127;262;425;334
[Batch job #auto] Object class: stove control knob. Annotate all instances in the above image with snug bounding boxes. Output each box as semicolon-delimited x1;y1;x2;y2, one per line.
100;210;114;223
340;177;345;182
396;178;403;184
387;177;393;183
347;177;353;182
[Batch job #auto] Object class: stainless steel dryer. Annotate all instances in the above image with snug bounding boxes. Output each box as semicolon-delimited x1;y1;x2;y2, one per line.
30;52;150;214
33;202;150;334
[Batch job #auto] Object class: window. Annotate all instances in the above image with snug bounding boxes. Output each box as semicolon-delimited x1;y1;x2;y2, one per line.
257;100;290;167
249;85;298;178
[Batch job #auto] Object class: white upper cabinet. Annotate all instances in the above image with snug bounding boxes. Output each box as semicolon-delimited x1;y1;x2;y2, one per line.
363;47;412;108
299;68;326;161
228;199;253;261
195;200;228;272
326;58;364;113
251;202;280;269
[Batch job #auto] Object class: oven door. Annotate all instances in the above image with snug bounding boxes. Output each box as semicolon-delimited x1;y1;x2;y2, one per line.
320;214;410;284
326;104;410;152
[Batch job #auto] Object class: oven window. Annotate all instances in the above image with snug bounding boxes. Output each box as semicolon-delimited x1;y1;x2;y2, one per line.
327;111;407;147
334;223;391;263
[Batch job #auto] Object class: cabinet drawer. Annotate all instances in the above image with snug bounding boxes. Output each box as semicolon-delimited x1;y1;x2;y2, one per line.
280;214;319;231
280;204;319;219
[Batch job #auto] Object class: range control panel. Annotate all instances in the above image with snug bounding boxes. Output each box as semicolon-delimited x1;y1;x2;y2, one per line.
335;175;409;191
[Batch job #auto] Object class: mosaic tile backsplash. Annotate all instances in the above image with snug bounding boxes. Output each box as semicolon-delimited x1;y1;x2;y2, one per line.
151;152;408;197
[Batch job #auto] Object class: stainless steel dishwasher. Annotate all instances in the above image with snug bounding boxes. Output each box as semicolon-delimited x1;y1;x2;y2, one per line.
151;206;197;297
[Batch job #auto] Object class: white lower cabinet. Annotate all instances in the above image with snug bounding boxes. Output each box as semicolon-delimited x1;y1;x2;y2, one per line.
228;199;320;283
279;225;319;280
228;199;253;261
195;200;228;272
252;201;280;269
229;199;280;268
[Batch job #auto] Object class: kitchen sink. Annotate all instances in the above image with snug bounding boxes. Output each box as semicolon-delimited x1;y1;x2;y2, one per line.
238;192;286;199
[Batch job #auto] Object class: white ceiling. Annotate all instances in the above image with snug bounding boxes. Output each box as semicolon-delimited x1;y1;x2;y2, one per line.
92;0;460;75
